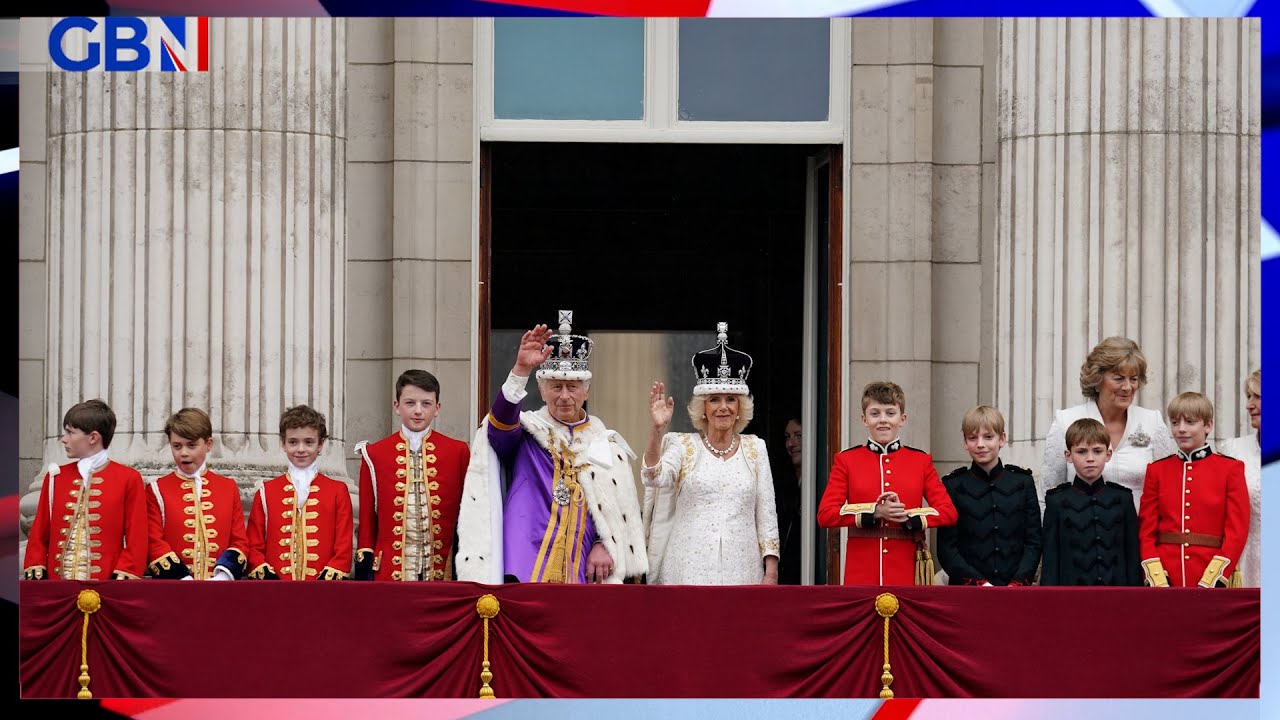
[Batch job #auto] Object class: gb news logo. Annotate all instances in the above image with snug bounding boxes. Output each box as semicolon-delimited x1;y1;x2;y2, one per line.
48;17;209;72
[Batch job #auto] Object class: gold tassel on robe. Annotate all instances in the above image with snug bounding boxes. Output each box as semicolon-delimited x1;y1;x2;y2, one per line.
531;442;586;584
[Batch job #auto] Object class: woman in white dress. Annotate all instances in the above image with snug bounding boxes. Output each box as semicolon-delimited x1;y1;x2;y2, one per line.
1041;336;1176;511
1220;369;1261;587
640;323;780;585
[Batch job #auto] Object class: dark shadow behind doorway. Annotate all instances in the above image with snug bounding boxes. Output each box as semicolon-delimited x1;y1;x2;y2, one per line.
484;142;817;582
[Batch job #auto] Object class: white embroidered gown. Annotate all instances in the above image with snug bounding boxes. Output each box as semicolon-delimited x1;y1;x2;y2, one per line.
642;434;780;585
1220;433;1261;587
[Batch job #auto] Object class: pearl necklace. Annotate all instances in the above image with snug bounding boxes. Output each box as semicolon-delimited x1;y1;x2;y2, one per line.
702;433;739;458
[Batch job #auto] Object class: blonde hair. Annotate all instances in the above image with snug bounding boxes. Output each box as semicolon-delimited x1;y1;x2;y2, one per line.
861;381;907;413
688;394;754;434
1167;392;1214;425
1245;369;1260;397
1064;418;1110;450
961;405;1006;437
1079;336;1149;399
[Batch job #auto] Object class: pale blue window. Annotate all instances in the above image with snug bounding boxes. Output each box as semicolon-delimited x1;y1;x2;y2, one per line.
678;19;829;122
494;18;644;121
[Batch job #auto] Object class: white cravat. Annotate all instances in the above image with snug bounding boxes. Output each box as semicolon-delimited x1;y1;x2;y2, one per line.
178;462;208;498
288;462;319;506
76;449;109;489
401;425;431;452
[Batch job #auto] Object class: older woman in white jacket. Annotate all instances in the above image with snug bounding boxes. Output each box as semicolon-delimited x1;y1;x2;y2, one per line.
1041;337;1176;512
1220;369;1261;587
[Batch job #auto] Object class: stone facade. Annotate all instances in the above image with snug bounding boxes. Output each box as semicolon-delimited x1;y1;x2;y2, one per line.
19;19;1259;563
20;18;352;535
992;18;1261;472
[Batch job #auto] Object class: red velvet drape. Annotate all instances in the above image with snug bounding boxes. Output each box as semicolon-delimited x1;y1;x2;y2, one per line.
19;581;1258;698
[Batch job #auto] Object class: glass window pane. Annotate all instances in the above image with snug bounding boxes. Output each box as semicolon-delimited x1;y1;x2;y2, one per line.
494;18;644;121
679;19;829;122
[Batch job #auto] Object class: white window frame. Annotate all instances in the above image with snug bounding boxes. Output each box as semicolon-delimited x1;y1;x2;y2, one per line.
476;17;848;144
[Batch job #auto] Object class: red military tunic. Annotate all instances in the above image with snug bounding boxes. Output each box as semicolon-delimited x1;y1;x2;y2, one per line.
818;439;958;586
355;430;469;581
246;472;354;580
23;460;148;581
1138;446;1249;587
147;469;250;579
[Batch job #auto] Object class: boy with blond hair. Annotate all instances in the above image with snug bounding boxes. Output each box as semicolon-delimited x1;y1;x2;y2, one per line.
1041;418;1141;585
818;381;957;585
24;399;148;580
146;408;249;580
938;406;1041;586
1138;392;1249;588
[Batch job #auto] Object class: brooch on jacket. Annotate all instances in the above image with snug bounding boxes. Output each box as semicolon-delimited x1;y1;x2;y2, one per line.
1128;428;1151;447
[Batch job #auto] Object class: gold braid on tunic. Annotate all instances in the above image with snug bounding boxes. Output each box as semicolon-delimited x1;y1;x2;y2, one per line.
60;477;96;580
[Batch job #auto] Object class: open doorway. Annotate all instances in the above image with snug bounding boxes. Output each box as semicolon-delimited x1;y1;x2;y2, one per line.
478;142;840;583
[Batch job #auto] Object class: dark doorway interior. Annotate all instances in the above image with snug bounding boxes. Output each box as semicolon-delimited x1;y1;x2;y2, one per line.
487;141;818;582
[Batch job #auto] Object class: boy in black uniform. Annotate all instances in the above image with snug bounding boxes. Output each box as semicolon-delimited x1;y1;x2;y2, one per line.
1041;418;1142;586
938;406;1041;586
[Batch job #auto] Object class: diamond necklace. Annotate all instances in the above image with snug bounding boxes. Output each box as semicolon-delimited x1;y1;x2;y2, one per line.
702;433;739;458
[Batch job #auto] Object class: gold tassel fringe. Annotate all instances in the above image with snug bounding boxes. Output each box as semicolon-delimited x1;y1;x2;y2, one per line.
914;543;936;586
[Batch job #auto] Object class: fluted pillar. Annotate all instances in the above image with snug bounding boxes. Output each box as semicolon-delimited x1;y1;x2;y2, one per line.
20;18;350;535
993;18;1261;469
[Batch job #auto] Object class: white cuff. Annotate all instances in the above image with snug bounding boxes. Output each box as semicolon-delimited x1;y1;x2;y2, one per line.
211;566;235;581
640;461;660;479
502;372;530;404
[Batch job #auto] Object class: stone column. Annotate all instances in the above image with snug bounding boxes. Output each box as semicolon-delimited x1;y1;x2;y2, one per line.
343;18;475;482
993;18;1261;469
847;18;994;470
20;18;350;535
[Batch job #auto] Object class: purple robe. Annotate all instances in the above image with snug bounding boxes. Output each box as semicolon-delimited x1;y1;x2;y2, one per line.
488;392;598;583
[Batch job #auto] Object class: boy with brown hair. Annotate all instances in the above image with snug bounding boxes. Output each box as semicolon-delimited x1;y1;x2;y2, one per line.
1138;392;1249;588
23;399;148;580
1041;418;1141;585
353;369;470;581
245;405;353;580
938;405;1041;586
146;408;249;580
818;381;957;585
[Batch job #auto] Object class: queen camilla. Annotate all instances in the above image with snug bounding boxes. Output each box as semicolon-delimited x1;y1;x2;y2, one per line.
641;323;780;585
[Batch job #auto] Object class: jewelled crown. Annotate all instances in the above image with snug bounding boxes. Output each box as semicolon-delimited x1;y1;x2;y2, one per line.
691;322;752;396
537;310;594;382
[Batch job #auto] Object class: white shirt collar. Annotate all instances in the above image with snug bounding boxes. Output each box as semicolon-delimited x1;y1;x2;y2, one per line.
401;425;432;452
287;462;319;506
76;449;109;487
177;462;208;495
176;462;208;480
